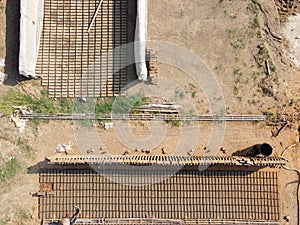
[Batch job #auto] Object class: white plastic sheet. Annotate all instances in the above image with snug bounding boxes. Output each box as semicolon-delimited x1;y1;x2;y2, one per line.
0;72;8;85
19;0;44;78
0;58;5;67
134;0;148;81
283;14;300;68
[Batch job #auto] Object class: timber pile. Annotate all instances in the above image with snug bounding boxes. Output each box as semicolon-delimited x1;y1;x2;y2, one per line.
146;49;158;78
274;0;299;22
46;155;287;167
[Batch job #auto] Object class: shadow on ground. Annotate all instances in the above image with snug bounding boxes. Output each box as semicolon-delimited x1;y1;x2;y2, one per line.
4;0;28;85
232;144;260;157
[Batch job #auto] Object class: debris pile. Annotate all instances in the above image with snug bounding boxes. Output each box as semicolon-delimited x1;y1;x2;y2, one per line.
10;106;32;133
0;58;5;67
274;0;299;22
0;58;7;85
101;122;114;130
55;142;73;154
146;49;158;78
0;72;7;85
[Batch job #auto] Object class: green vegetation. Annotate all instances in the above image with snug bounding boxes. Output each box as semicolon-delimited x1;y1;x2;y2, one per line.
175;88;185;99
188;83;197;99
9;208;32;225
214;64;223;70
227;29;237;39
0;219;9;225
248;99;260;106
0;158;23;182
58;98;73;113
252;18;260;28
191;91;197;99
263;111;276;120
255;44;278;81
223;10;237;19
233;68;243;96
247;0;260;29
166;120;181;127
0;2;4;12
74;93;145;116
247;1;259;15
0;90;74;116
16;209;31;220
40;89;49;96
225;0;261;51
17;138;34;158
112;93;145;114
0;90;147;121
95;98;114;115
236;96;242;102
226;29;246;49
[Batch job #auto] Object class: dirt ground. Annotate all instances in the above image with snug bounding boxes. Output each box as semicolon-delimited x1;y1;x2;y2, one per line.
0;0;300;224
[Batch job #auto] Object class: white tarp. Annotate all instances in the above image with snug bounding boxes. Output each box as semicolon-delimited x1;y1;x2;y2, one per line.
283;14;300;68
0;58;4;67
134;0;148;81
0;72;8;85
19;0;44;78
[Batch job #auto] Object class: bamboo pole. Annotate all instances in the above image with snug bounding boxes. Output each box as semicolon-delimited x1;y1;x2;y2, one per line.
87;0;104;33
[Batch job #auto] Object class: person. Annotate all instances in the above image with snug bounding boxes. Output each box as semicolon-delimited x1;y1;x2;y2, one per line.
59;206;81;225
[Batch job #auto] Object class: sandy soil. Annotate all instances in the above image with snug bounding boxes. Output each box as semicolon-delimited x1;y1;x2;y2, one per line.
0;0;299;224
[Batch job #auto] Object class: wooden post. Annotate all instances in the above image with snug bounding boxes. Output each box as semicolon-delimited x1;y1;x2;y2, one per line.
265;60;271;75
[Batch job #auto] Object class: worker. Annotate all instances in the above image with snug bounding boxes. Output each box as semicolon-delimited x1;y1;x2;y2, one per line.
59;206;81;225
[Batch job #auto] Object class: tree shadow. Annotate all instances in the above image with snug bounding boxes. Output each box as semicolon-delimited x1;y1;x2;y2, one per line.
4;0;28;85
232;144;260;157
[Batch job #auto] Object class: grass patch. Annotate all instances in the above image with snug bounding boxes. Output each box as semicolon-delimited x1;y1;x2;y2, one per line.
252;18;260;29
0;3;5;12
234;85;240;95
95;98;115;115
0;90;74;116
15;208;32;225
17;138;34;158
40;89;49;96
0;219;9;225
188;83;197;99
223;10;237;19
263;111;276;120
112;93;145;114
191;91;197;99
0;90;146;116
214;64;223;70
175;88;185;99
166;120;181;127
227;29;247;49
16;209;31;220
74;93;145;118
233;68;243;96
227;29;237;39
0;158;23;182
247;1;259;15
58;98;73;113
